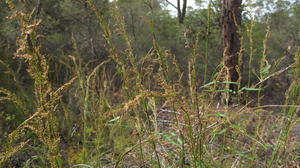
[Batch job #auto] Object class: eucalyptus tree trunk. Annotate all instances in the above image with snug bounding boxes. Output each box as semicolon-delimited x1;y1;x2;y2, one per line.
177;0;187;24
222;0;242;104
166;0;187;24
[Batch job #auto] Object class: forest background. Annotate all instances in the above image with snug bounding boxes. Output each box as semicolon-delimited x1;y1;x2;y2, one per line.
0;0;300;167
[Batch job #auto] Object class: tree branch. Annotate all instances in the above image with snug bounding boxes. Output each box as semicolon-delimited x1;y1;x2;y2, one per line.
165;0;178;9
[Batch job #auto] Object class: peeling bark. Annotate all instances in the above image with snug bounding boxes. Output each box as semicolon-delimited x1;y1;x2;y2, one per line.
222;0;242;100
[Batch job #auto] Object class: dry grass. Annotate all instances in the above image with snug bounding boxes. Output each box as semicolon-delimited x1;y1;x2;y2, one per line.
0;0;299;167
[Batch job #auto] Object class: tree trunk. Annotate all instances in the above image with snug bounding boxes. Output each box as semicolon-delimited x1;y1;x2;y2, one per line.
166;0;187;24
222;0;242;103
177;0;187;24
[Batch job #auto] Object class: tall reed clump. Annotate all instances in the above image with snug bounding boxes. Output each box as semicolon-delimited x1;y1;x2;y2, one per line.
286;47;300;105
257;20;271;106
0;1;76;167
245;0;255;101
267;46;300;167
67;0;164;166
77;1;191;167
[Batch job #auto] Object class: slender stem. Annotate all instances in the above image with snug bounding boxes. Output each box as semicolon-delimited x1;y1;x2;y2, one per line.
204;0;212;84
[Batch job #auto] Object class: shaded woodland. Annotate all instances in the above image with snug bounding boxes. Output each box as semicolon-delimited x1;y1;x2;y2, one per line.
0;0;300;167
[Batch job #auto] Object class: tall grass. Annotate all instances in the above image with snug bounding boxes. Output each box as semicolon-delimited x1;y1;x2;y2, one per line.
0;0;299;167
1;1;76;167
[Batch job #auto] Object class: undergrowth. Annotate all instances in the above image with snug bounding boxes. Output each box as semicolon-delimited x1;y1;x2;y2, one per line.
0;0;299;167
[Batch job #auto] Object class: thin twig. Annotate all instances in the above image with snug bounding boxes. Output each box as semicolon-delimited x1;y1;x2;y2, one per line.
254;64;295;88
254;104;300;109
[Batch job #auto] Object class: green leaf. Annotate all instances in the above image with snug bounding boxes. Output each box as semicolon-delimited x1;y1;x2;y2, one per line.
235;150;255;161
287;106;296;118
109;116;121;122
260;64;271;74
177;137;183;145
72;164;93;168
204;89;232;93
217;128;227;135
200;81;216;88
263;143;273;149
162;134;180;147
216;112;227;118
239;87;262;92
294;155;300;160
200;81;238;89
221;81;238;85
231;124;240;129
